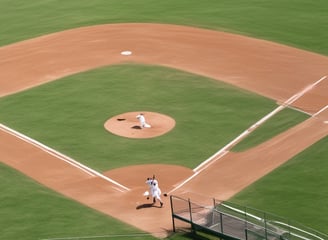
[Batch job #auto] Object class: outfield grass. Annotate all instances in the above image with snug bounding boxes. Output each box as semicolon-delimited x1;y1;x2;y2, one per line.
231;136;328;233
0;0;328;55
0;65;277;171
1;0;327;238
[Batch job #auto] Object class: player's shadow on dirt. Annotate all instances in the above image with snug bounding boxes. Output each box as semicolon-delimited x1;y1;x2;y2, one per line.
131;125;142;129
136;203;162;209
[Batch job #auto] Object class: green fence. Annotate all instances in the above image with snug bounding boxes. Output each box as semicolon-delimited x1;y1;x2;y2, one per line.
170;196;327;240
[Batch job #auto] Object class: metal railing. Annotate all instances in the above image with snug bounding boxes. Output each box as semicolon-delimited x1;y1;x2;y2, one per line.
170;196;327;240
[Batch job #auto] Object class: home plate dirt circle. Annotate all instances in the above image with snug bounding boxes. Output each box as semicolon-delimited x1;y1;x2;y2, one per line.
104;111;176;138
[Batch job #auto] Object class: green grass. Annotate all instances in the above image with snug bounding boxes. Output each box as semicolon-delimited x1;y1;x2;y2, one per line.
232;108;309;152
1;0;327;238
0;64;276;171
231;136;328;233
0;162;157;240
0;0;328;55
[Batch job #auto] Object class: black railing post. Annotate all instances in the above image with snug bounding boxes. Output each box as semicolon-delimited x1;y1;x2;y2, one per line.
220;212;224;233
244;205;248;240
188;198;195;233
170;195;176;232
264;212;268;240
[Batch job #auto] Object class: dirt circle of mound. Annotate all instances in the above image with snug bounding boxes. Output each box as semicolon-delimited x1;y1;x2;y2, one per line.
104;111;175;139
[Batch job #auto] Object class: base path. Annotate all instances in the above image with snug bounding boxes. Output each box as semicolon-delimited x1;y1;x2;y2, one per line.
0;23;327;237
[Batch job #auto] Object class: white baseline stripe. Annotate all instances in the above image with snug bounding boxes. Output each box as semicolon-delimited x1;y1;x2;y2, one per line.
0;124;96;177
168;151;229;194
167;171;201;195
171;75;327;194
287;105;312;116
170;105;285;194
193;104;285;174
0;124;130;192
284;75;326;106
194;150;228;173
313;105;328;117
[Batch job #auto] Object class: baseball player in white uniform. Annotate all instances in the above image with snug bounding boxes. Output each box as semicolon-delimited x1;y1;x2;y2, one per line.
136;113;151;128
145;175;163;207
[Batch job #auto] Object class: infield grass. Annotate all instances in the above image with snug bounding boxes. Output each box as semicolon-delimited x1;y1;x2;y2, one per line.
0;64;277;171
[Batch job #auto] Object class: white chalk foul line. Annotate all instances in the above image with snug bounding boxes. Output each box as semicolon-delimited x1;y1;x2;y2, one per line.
194;150;228;173
0;124;130;192
169;75;327;194
313;105;328;118
284;75;326;106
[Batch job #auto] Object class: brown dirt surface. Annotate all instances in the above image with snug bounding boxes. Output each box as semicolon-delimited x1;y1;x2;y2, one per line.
0;23;327;238
104;111;175;138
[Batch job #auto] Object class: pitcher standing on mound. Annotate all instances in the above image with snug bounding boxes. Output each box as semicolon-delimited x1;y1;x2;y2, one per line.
136;113;151;128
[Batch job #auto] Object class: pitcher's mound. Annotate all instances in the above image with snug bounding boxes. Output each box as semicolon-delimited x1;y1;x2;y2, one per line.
104;111;175;139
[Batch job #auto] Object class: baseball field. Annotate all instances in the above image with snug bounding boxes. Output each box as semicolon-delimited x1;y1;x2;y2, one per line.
0;1;327;239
